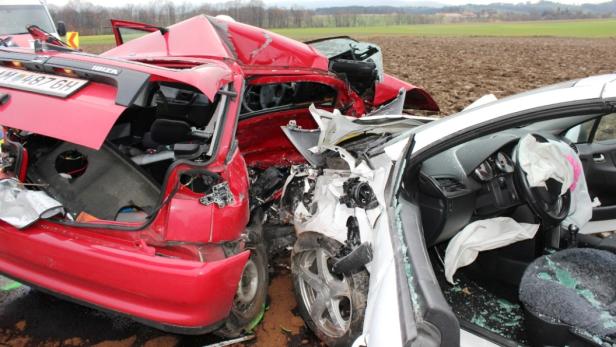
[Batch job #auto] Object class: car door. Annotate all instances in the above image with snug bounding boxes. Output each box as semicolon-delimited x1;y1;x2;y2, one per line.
110;19;159;46
236;74;364;168
564;113;616;220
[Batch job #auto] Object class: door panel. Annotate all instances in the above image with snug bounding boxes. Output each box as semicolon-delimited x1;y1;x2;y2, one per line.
571;113;616;220
110;19;158;46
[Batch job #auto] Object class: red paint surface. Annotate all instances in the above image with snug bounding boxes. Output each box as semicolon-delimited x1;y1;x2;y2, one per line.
104;17;232;60
0;83;125;150
376;74;440;112
237;109;319;168
0;34;33;48
0;15;438;331
0;221;249;328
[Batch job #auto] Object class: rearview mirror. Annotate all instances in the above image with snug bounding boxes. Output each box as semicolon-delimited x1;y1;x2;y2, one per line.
56;21;67;37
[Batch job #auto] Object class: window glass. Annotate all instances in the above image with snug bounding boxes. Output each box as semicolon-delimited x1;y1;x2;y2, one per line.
564;119;595;144
594;113;616;143
0;5;55;35
241;82;337;115
119;28;150;43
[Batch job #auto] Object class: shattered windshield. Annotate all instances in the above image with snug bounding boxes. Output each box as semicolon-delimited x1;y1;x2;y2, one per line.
309;37;384;80
0;5;55;35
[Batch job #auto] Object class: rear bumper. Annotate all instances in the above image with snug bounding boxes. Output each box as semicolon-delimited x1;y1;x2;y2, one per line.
0;224;250;333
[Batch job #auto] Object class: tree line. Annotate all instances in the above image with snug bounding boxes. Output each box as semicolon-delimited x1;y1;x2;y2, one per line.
49;0;615;36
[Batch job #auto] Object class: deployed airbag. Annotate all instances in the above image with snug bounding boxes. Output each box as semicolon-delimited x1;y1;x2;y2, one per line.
518;134;573;196
0;179;64;229
444;217;539;284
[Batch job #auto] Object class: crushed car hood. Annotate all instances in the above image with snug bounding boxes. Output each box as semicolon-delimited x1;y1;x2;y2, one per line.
103;15;328;70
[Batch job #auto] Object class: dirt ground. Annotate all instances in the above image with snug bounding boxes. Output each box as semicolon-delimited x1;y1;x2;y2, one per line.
2;36;616;347
374;36;616;115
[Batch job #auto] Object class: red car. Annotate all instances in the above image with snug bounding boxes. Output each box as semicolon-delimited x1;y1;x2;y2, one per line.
0;15;437;336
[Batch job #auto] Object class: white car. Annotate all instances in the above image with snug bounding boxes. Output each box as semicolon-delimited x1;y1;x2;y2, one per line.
281;75;616;346
0;0;66;46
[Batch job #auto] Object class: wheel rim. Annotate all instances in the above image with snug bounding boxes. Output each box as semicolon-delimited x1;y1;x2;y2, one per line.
296;248;353;338
235;258;259;308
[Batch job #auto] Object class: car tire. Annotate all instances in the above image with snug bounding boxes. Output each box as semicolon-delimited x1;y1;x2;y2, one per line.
216;221;269;338
291;232;369;347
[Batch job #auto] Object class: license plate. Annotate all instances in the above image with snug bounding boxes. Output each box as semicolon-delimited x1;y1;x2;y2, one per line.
0;66;88;98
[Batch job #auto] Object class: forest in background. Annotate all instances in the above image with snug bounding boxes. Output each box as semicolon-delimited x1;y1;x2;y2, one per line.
49;0;616;35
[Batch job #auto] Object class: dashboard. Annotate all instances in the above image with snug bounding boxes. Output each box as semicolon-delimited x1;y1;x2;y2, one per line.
417;130;527;246
473;151;515;182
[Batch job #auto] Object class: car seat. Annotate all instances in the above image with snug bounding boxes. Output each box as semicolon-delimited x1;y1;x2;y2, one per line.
519;248;616;346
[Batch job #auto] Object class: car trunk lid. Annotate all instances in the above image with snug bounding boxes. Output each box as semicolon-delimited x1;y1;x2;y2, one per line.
0;50;153;149
0;80;125;150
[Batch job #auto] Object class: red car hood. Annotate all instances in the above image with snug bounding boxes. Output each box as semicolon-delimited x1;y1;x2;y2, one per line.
103;15;328;71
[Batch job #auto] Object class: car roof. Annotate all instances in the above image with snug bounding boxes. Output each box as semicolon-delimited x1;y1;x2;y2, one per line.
411;73;616;153
102;15;329;70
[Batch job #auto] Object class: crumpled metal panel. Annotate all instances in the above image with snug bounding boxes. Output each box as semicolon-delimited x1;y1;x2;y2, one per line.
0;179;64;229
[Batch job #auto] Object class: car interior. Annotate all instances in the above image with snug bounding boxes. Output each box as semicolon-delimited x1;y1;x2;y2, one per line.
9;81;225;224
413;112;616;346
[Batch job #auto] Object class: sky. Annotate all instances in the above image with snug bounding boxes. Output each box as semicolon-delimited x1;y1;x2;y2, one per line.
46;0;611;6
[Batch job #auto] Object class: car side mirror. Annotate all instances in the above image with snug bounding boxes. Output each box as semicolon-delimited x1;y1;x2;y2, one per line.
150;119;194;145
56;21;67;37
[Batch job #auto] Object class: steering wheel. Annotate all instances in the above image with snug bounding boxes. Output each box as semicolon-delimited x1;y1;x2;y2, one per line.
514;134;571;227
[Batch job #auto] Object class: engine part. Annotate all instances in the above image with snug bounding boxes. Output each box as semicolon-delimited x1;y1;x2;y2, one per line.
200;182;235;208
250;167;285;207
339;177;378;209
332;242;373;274
346;216;361;248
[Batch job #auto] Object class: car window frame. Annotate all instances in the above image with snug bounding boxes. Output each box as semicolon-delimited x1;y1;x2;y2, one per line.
563;113;616;145
239;80;339;120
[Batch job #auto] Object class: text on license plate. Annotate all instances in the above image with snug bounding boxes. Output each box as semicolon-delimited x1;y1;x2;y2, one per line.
0;66;88;98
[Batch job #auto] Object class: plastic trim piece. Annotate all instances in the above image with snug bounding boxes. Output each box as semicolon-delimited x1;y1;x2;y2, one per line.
0;50;150;107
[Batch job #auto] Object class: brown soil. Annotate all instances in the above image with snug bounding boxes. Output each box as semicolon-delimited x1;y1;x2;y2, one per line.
372;37;616;115
3;37;615;347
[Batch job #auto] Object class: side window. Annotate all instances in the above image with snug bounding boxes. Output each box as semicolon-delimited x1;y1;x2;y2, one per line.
118;27;151;44
241;82;337;115
564;119;595;144
594;113;616;143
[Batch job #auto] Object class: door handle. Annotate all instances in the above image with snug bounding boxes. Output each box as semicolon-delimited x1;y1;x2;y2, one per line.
593;153;606;162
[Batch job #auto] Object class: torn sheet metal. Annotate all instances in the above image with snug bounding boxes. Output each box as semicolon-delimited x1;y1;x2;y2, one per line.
309;105;365;152
281;126;323;167
307;104;424;154
293;153;392;253
365;88;406;116
0;179;64;229
444;217;539;283
518;134;574;195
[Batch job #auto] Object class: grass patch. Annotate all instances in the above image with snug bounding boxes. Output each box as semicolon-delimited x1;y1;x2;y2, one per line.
274;19;616;39
80;18;616;49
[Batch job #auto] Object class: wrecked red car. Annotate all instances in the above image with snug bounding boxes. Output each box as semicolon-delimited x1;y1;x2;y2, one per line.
0;15;437;336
